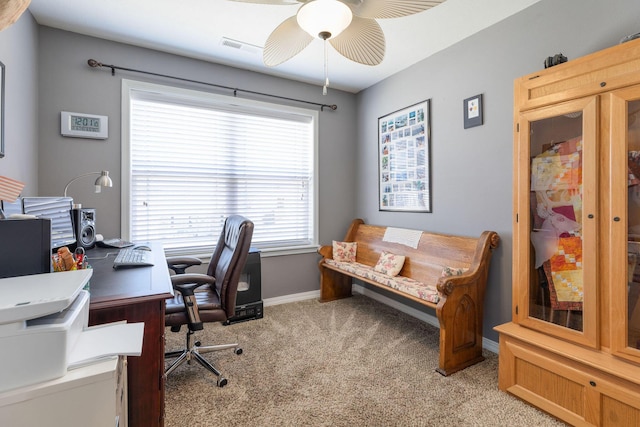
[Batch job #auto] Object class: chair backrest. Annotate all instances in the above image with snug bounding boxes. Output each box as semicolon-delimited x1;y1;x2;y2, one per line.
207;215;254;316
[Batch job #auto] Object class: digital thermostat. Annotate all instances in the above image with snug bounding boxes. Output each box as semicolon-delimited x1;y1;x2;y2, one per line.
60;111;108;139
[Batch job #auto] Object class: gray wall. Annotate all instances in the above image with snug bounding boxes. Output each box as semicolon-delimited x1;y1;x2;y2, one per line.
0;13;38;195
33;26;357;299
3;0;640;341
356;0;640;341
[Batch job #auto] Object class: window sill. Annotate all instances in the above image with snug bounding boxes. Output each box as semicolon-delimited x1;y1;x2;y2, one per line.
258;245;320;258
165;244;319;261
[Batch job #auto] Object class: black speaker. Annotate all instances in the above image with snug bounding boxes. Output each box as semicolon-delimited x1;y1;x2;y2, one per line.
72;208;97;249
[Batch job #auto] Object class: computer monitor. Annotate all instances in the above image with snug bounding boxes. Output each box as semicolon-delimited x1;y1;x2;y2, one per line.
21;197;76;249
0;199;23;217
0;218;52;279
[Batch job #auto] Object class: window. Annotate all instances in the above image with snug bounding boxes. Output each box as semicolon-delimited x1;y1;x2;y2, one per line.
121;80;318;256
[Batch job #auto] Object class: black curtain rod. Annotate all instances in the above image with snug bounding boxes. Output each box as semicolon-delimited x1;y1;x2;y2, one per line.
87;59;337;111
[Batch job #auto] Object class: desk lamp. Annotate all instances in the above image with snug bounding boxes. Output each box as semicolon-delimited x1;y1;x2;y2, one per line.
0;175;25;219
63;171;113;206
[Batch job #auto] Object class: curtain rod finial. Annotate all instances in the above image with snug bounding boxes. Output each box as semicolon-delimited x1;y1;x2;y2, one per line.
87;59;101;68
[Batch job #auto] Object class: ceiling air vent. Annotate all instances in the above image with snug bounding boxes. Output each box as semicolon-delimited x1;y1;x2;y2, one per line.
220;37;261;55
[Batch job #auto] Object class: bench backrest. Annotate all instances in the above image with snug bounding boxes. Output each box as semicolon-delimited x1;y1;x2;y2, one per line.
345;221;480;283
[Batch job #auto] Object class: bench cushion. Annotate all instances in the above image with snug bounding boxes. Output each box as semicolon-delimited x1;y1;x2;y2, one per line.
325;259;440;304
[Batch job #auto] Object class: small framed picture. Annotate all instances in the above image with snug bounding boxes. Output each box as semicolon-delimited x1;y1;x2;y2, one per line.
463;94;483;129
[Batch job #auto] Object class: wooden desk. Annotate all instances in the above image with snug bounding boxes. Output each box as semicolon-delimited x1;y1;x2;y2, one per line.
87;243;173;427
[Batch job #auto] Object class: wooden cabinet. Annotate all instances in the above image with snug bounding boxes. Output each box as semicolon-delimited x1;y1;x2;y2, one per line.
496;38;640;426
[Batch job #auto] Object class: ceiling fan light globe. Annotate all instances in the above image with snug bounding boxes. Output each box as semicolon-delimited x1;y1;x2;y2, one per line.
296;0;353;39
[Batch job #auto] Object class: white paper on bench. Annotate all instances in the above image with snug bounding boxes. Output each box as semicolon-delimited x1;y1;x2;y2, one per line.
383;227;423;249
68;322;144;369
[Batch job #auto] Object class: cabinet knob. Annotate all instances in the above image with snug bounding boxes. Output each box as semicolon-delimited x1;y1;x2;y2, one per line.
600;82;607;87
614;217;621;222
588;214;594;219
590;380;597;387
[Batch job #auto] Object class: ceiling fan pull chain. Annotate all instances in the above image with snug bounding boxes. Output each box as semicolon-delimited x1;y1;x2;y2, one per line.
323;37;329;96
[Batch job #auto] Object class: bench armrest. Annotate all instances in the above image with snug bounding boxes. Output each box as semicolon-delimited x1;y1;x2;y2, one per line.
437;272;475;296
318;245;332;259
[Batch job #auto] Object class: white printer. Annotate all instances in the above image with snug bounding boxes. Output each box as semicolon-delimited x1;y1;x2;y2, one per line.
0;269;144;393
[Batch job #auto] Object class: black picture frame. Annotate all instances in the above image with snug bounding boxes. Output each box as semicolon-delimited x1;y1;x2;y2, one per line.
0;61;4;158
463;94;483;129
378;99;432;212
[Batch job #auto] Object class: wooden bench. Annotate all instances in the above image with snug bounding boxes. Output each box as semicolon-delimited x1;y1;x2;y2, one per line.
317;219;500;376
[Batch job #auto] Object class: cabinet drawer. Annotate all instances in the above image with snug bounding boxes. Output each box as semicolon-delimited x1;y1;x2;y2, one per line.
499;335;640;426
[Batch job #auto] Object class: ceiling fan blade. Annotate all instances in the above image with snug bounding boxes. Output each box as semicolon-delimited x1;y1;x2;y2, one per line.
0;0;31;31
329;16;385;66
351;0;445;19
228;0;301;5
263;16;314;67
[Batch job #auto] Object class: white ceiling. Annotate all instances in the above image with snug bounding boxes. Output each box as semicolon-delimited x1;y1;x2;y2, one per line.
27;0;540;93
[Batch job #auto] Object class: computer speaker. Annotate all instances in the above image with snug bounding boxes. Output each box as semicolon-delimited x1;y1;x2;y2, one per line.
72;208;96;249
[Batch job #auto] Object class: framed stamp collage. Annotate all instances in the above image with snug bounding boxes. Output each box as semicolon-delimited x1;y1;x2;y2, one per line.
378;99;431;212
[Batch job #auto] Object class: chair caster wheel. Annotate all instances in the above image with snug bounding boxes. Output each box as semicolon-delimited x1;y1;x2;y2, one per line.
235;348;243;355
217;377;228;387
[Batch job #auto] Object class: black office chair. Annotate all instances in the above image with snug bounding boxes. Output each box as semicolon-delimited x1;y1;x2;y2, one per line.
164;215;254;387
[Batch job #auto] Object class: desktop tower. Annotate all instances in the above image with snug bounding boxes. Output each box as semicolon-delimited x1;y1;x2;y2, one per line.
226;248;263;325
0;218;52;278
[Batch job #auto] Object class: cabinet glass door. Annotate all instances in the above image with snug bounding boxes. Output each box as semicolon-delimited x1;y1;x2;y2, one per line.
515;97;597;347
611;88;640;362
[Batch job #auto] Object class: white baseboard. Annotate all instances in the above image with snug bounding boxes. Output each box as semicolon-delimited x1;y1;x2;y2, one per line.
262;286;499;355
263;290;320;307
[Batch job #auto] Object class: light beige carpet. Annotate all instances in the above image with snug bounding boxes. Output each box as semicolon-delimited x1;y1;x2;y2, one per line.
164;294;566;426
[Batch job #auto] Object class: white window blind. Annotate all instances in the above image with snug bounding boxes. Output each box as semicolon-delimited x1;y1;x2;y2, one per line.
123;80;317;255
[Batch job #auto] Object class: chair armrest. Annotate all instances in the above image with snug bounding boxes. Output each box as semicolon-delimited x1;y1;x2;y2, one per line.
166;256;203;275
170;273;216;332
170;273;216;296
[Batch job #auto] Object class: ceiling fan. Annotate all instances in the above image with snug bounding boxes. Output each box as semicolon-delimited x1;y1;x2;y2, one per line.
230;0;446;93
0;0;31;32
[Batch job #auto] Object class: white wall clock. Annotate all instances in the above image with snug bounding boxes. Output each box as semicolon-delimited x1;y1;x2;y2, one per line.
60;111;108;139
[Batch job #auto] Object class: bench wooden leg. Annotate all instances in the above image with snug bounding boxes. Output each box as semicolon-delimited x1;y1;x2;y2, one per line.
320;268;352;302
436;292;484;376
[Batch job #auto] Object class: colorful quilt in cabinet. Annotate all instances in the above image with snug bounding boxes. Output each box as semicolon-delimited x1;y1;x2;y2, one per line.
543;236;584;310
531;137;584;310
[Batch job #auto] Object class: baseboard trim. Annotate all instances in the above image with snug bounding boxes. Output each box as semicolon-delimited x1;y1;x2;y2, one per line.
263;290;320;307
262;286;498;355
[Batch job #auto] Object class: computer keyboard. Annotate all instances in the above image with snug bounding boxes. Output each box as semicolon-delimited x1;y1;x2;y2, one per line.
113;248;154;269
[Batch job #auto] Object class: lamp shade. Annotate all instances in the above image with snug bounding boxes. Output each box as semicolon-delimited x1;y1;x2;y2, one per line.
297;0;353;39
94;170;113;193
64;170;114;198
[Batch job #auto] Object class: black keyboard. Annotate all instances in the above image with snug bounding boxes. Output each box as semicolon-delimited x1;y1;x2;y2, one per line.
113;248;154;268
